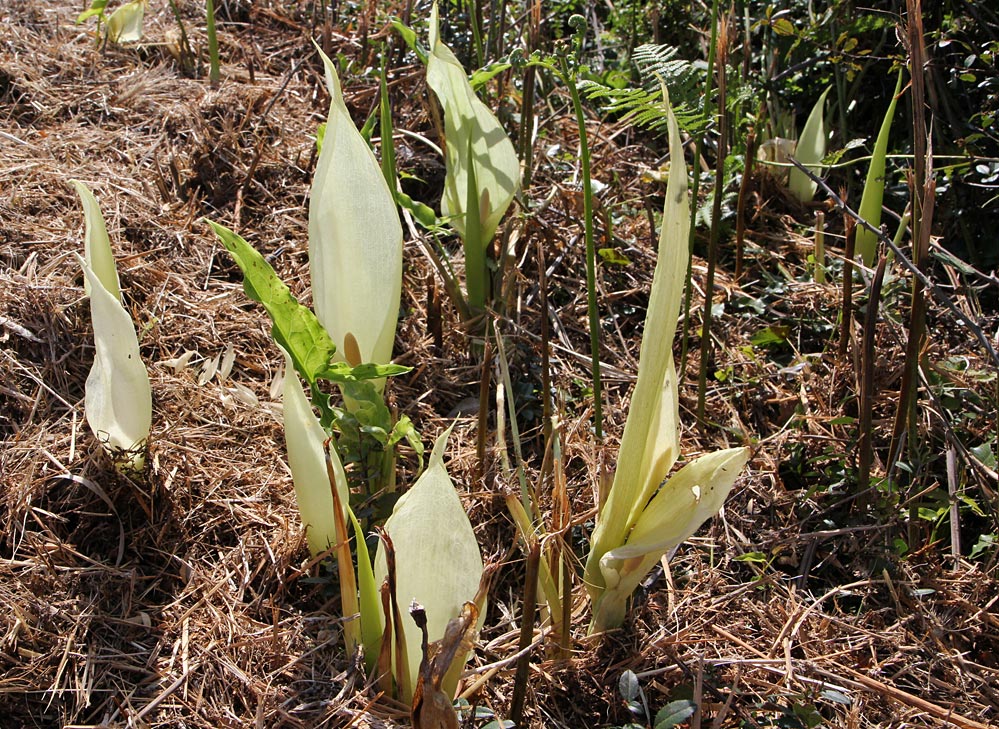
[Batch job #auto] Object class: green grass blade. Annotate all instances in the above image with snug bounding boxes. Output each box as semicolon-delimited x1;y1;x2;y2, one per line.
856;71;903;265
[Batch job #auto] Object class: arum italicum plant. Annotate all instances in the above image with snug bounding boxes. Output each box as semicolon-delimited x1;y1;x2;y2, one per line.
72;180;152;471
284;376;483;703
582;94;749;634
209;46;482;703
425;2;520;314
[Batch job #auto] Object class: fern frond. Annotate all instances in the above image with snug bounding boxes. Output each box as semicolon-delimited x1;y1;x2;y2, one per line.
579;44;708;134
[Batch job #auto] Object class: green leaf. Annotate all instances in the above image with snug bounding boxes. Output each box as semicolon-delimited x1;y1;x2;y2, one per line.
314;122;326;155
348;506;384;670
771;17;796;36
387;414;425;472
734;551;769;563
205;220;336;387
618;670;640;701
856;71;903;265
76;0;108;24
396;190;440;228
654;699;697;728
391;19;428;63
598;247;632;265
750;325;789;347
320;362;412;382
971;441;996;470
969;533;995;560
469;62;512;91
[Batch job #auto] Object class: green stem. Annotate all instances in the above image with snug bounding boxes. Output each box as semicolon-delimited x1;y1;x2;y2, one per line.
696;7;728;427
560;57;603;440
206;0;220;86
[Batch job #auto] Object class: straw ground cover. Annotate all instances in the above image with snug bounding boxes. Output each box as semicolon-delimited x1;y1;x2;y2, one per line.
2;2;998;728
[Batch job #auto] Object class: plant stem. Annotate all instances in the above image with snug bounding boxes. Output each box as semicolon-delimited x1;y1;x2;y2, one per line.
560;57;603;440
679;0;722;376
509;537;539;727
891;0;931;465
859;255;887;495
838;218;856;359
696;13;729;427
206;0;220;86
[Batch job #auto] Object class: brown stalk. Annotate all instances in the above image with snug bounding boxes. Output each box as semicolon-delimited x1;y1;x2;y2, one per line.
509;538;539;726
696;13;730;427
858;255;887;495
734;125;758;281
518;0;541;189
837;217;856;360
891;0;935;533
476;338;493;482
325;440;360;655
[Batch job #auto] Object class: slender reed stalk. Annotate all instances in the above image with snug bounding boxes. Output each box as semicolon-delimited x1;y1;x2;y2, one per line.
696;15;729;427
734;125;758;281
679;0;722;374
206;0;219;86
477;338;493;481
517;0;541;189
813;210;826;283
891;0;933;477
509;537;539;727
838;217;856;359
859;255;887;494
560;56;603;440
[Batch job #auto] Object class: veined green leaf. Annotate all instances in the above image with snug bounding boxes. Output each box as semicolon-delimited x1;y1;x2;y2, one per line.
280;348;345;557
590;447;748;632
426;2;519;304
309;45;402;368
76;0;108;25
373;425;483;701
583;88;688;604
71;180;120;300
856;71;903;265
206;220;336;388
77;254;151;470
106;0;146;43
788;87;830;202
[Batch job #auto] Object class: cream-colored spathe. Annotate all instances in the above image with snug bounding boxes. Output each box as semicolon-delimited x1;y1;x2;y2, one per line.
77;256;151;471
309;47;402;368
373;425;483;701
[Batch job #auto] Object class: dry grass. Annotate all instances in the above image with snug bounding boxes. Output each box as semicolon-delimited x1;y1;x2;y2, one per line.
2;2;997;728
